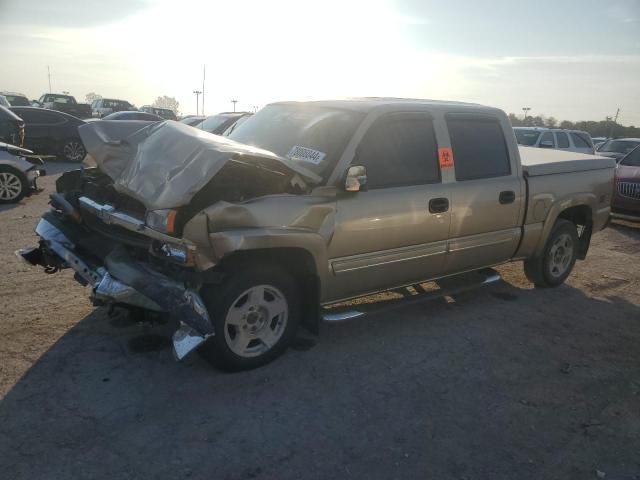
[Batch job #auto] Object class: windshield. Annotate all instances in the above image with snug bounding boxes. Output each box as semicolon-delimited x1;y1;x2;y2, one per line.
222;114;250;136
514;129;541;146
598;140;640;154
198;115;232;133
620;146;640;167
46;95;76;104
6;95;30;106
228;104;364;179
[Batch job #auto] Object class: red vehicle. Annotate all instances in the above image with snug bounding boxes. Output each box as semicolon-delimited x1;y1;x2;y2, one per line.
612;145;640;221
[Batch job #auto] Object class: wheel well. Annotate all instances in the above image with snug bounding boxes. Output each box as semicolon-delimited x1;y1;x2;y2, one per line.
216;248;321;334
557;205;593;259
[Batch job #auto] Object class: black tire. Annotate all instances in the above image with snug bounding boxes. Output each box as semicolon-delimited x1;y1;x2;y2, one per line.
0;165;28;204
60;138;86;163
524;219;579;287
199;263;300;371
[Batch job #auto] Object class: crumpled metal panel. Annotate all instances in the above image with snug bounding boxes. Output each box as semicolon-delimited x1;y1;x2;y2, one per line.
94;271;163;311
78;120;320;211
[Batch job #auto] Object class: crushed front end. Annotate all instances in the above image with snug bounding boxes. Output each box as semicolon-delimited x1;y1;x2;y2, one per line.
18;168;216;360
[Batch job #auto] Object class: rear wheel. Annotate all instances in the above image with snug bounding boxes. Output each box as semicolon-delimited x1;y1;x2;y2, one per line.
0;166;27;204
60;138;86;163
524;219;578;287
199;264;300;371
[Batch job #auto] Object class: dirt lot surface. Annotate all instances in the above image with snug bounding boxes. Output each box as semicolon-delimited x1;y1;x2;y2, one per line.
1;164;639;480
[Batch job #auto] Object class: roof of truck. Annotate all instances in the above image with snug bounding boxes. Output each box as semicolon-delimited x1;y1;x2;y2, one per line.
270;97;490;113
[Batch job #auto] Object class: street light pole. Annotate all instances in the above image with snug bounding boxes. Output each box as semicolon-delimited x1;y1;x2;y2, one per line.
522;107;531;122
231;99;238;112
193;90;202;116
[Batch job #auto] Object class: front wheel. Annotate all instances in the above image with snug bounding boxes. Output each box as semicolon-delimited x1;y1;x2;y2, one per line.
0;166;27;204
524;219;579;287
60;138;86;163
199;264;300;371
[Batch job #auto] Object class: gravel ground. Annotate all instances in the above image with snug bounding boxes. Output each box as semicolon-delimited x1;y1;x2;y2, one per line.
1;163;639;480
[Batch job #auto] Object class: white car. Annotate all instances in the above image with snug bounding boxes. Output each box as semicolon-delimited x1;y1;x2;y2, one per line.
513;127;595;154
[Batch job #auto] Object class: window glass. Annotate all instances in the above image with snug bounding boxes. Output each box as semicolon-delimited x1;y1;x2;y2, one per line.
513;129;540;146
555;131;569;148
356;114;440;188
570;132;591;148
620;146;640;167
447;116;511;180
14;109;63;124
229;104;363;180
598;140;640;154
5;95;30;107
540;131;555;146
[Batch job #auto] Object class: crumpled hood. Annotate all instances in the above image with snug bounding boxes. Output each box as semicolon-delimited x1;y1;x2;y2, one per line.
78;120;321;211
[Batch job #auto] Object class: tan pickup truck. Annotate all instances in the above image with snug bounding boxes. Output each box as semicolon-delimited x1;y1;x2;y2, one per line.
20;99;616;370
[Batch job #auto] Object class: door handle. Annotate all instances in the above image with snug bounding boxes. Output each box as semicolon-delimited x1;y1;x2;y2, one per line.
499;191;515;204
429;197;449;214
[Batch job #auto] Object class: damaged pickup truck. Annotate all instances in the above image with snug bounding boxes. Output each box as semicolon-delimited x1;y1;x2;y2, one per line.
20;99;616;370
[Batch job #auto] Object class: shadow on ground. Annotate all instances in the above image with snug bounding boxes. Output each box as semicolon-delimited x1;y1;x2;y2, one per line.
1;279;639;480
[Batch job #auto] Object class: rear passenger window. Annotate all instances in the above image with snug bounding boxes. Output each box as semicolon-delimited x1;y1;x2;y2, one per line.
446;116;511;181
357;114;440;188
556;132;569;148
570;132;591;148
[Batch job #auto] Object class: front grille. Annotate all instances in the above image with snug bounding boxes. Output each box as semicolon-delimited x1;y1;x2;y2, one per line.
618;182;640;200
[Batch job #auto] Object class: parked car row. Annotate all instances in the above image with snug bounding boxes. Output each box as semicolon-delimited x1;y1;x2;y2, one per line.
513;127;596;154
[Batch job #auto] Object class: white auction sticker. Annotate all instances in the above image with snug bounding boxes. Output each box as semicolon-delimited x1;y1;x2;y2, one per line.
286;145;326;165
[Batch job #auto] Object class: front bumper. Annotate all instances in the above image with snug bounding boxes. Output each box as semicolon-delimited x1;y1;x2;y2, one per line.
18;217;214;360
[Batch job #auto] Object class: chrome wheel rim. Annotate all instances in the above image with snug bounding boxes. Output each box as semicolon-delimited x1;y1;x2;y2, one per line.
548;233;573;278
224;285;288;358
63;141;85;162
0;172;23;201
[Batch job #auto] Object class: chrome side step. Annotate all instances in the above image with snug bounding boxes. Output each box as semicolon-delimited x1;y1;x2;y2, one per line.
322;269;501;322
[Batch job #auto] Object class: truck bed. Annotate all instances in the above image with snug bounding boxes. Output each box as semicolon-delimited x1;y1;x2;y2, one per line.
519;146;616;176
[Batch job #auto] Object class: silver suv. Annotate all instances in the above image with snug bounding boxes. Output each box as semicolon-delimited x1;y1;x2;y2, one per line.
514;127;595;154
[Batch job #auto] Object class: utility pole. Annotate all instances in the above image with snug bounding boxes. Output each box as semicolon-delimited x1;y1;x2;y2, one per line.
193;90;202;115
47;65;52;93
202;65;205;117
522;107;531;123
608;108;620;139
231;99;238;112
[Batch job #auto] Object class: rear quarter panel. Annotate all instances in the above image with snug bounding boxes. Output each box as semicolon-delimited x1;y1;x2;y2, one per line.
516;167;614;258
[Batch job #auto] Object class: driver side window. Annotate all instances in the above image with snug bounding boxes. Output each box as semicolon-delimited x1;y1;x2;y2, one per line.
356;114;440;189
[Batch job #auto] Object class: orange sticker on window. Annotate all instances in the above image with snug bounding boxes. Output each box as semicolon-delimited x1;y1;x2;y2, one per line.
438;147;454;168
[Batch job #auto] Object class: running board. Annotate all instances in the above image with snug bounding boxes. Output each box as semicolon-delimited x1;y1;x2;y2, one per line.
322;268;501;322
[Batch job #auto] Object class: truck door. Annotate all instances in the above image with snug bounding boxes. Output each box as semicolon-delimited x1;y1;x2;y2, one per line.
327;112;451;301
444;113;524;274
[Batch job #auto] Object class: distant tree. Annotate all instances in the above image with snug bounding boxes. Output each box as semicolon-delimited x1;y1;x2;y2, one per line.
508;113;524;127
85;92;102;104
508;114;640;138
152;96;180;115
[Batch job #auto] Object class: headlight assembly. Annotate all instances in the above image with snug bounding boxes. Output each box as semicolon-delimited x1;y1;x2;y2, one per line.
145;209;178;234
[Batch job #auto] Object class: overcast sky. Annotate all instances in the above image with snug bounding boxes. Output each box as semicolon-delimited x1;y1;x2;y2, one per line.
1;0;639;124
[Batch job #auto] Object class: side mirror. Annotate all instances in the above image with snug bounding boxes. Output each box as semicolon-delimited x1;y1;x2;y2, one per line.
540;140;554;148
344;165;368;192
